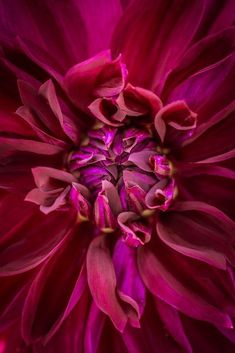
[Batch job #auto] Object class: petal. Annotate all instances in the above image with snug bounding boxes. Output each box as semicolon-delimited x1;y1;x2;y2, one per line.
112;0;205;89
84;303;106;353
0;137;63;156
138;244;233;328
64;51;127;111
161;27;235;99
167;53;235;127
145;179;175;211
34;289;90;353
157;211;235;269
0;192;76;275
156;299;193;353
154;100;197;145
116;83;162;117
22;223;91;343
117;212;151;247
179;107;235;162
113;239;146;326
123;296;183;353
86;235;127;332
0;271;34;331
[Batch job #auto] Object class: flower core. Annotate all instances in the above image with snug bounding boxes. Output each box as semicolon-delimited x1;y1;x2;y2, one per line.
67;123;175;247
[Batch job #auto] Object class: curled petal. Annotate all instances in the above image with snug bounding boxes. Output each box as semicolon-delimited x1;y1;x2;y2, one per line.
125;184;147;214
26;186;70;215
64;50;127;111
116;83;162;118
94;194;116;233
69;150;106;170
118;212;151;248
101;180;122;215
122;127;151;153
88;97;125;127
39;80;80;144
25;167;76;214
30;167;76;190
128;150;155;172
155;100;197;143
145;179;175;211
69;183;91;221
149;154;171;177
123;169;156;193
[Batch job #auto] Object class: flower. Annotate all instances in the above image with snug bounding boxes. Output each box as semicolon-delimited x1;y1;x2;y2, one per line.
0;1;235;352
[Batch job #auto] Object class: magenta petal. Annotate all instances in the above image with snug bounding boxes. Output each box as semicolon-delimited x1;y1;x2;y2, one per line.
172;201;235;240
0;193;76;275
22;224;91;343
112;0;205;89
113;239;146;326
167;53;235;127
161;27;235;98
86;236;127;332
156;299;193;353
69;183;91;221
118;212;151;248
116;83;162;117
39;80;80;144
94;194;117;233
34;289;89;353
157;213;235;269
0;137;63;156
155;100;197;144
128;150;154;172
17;80;68;142
64;51;127;111
84;302;106;353
88;98;124;127
0;272;34;332
145;179;175;211
138;247;233;329
31;167;76;189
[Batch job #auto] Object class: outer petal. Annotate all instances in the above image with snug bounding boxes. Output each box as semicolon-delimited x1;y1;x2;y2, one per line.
34;289;90;353
0;0;124;76
86;235;127;332
113;239;146;327
156;299;193;353
22;223;91;343
138;241;233;328
123;296;183;353
0;271;34;331
167;53;235;126
161;27;235;99
157;211;235;269
0;192;76;275
111;0;205;89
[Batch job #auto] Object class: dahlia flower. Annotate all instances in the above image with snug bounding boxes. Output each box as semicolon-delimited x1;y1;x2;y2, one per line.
1;1;235;352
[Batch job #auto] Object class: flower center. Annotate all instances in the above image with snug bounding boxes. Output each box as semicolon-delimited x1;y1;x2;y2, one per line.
66;124;175;246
